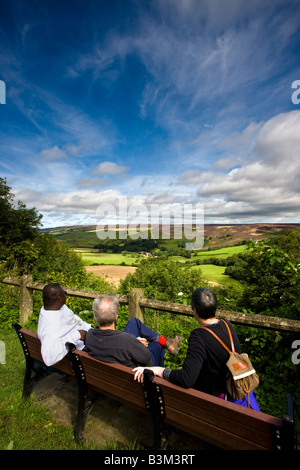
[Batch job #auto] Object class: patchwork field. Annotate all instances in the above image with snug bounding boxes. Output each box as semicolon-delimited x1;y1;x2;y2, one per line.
56;223;299;286
78;246;243;286
85;265;137;285
44;223;300;249
75;250;140;266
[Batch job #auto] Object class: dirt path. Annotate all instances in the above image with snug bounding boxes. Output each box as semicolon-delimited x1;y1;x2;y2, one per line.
85;265;137;285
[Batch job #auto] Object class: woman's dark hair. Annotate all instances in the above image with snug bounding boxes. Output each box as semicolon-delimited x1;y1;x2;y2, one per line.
191;287;218;319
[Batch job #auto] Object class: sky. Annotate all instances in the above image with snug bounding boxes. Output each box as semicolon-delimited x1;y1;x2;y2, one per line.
1;0;300;229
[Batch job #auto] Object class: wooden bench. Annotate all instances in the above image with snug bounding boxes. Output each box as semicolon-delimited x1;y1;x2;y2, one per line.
13;323;297;451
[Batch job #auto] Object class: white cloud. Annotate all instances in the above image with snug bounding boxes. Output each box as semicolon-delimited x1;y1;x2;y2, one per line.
93;161;129;175
191;110;300;220
178;170;208;185
39;146;67;161
76;177;110;189
15;188;123;215
212;157;238;170
255;110;300;163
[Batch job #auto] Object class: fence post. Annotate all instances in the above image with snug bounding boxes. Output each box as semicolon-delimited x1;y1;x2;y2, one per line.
19;275;34;325
128;288;145;322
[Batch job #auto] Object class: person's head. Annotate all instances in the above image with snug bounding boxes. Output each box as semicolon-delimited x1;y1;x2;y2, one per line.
92;295;119;327
43;283;66;310
191;287;218;320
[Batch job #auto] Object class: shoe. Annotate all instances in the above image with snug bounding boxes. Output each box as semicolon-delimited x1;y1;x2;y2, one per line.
165;336;182;356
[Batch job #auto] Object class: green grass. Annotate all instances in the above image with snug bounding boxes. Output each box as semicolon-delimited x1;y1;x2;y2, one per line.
194;245;246;259
0;328;81;450
169;245;247;262
76;246;245;287
77;245;246;267
195;264;240;286
74;249;142;266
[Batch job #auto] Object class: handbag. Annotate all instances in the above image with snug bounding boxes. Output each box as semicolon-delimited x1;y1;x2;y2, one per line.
202;320;259;401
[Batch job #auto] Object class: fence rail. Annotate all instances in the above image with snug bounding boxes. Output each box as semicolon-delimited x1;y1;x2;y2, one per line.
2;275;300;333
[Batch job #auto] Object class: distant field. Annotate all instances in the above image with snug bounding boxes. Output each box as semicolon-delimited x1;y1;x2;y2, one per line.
169;244;246;263
195;244;246;258
75;249;141;266
76;244;246;266
195;264;241;287
76;248;242;287
46;223;300;249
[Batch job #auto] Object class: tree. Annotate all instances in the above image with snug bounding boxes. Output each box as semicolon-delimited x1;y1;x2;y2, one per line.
225;232;300;318
0;177;42;256
0;177;85;285
119;257;207;302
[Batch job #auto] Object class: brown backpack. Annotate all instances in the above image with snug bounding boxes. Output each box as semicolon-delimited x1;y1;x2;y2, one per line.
202;319;259;400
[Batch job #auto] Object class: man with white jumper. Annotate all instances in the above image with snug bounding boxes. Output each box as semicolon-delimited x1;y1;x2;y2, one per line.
37;283;91;367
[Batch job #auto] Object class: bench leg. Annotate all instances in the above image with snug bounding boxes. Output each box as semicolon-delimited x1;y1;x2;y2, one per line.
22;359;47;399
12;323;48;399
66;344;100;442
143;369;167;450
73;388;99;442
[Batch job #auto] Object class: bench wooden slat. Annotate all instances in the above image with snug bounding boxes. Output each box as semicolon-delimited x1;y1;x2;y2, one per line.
161;396;271;450
165;407;267;450
159;380;282;428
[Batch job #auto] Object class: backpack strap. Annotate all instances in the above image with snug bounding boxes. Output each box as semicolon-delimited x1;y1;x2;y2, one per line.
201;319;235;354
221;319;235;352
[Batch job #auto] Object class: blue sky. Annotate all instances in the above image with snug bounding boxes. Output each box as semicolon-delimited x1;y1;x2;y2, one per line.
1;0;300;228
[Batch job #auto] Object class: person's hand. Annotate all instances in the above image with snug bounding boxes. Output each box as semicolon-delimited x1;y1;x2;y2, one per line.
132;366;165;382
133;366;146;382
137;337;148;347
78;330;87;342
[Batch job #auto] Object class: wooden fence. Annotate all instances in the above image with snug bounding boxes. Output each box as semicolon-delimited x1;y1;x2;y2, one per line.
2;275;300;333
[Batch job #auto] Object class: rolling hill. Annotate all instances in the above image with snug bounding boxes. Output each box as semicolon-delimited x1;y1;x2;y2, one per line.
42;223;300;250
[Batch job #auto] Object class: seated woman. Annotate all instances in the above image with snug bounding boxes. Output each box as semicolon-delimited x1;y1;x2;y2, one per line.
133;287;259;410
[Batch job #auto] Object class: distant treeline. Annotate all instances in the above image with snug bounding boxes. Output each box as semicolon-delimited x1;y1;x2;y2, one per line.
94;238;158;253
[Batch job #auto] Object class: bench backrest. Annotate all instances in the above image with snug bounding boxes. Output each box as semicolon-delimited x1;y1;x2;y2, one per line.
156;378;283;450
17;327;74;376
16;326;295;450
71;348;147;414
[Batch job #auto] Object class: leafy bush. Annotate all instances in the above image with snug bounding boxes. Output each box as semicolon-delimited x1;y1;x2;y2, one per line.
224;230;300;318
119;257;207;302
235;325;300;419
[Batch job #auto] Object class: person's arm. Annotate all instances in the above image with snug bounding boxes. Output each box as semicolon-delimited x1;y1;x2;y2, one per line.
133;366;165;382
130;337;153;366
73;314;91;332
134;331;206;388
165;330;206;388
78;329;87;342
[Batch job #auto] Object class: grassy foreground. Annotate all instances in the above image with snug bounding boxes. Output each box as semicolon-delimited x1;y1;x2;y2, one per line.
0;328;87;450
0;328;141;450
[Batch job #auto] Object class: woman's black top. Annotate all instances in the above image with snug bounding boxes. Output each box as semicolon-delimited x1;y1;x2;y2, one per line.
163;319;241;396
